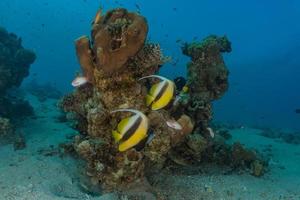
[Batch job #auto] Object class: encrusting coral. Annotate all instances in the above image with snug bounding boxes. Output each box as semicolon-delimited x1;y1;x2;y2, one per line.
60;7;267;194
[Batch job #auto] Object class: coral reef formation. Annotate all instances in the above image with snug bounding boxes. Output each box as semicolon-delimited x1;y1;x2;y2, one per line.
0;27;36;95
0;27;35;145
91;8;148;74
181;35;231;137
60;8;266;194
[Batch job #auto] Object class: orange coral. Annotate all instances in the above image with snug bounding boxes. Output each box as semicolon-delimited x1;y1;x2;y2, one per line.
91;8;148;74
75;36;95;83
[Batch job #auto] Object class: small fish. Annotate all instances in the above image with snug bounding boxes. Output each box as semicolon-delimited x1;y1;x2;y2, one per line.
173;95;181;106
135;3;141;12
295;109;300;114
111;109;149;152
139;75;175;110
71;76;88;87
182;85;189;93
207;127;215;138
173;86;189;106
92;7;103;25
166;120;182;130
174;77;187;91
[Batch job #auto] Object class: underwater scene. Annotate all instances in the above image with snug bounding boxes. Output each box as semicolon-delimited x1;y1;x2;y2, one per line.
0;0;300;199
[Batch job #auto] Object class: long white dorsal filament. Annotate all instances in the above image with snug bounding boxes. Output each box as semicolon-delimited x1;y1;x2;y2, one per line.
138;75;168;82
111;108;142;115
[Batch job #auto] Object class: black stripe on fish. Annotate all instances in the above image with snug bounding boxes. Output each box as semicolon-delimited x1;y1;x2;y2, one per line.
121;116;142;142
153;81;169;103
134;136;148;151
134;130;154;151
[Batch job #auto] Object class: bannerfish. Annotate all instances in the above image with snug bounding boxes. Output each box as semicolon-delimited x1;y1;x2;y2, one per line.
139;75;175;110
166;120;182;130
111;109;149;152
71;76;88;87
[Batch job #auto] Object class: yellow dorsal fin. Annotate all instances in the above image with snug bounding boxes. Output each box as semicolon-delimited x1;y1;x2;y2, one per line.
117;117;132;134
149;83;159;96
146;94;154;106
112;130;122;142
149;82;161;96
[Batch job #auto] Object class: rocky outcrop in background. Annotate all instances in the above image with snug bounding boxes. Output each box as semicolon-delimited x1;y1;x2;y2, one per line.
0;27;36;147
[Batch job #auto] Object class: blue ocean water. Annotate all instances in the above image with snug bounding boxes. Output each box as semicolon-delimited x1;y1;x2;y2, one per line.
2;1;300;199
0;0;299;130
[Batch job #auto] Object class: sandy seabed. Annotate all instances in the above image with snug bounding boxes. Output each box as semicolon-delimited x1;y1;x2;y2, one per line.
0;95;300;200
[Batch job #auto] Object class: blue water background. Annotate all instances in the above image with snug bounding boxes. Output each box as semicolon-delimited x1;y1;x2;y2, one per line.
0;0;299;130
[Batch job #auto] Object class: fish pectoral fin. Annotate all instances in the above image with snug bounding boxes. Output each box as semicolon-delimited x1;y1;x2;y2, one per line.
112;130;122;142
146;94;155;106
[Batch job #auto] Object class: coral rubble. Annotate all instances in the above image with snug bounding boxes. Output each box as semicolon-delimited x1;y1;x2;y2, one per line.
0;117;14;139
60;8;266;194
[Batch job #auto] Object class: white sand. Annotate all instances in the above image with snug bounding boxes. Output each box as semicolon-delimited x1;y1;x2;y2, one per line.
0;95;117;200
1;95;300;200
153;128;300;200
